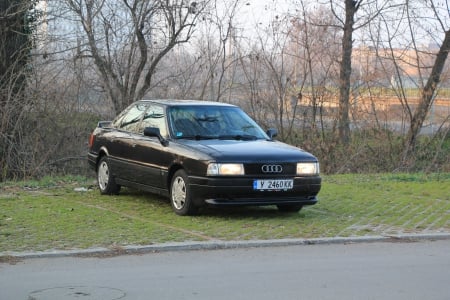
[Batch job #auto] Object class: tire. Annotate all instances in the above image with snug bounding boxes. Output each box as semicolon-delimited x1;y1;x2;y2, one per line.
277;204;303;213
170;170;198;216
97;156;121;195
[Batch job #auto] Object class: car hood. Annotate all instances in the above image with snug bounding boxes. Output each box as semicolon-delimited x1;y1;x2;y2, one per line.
176;139;317;163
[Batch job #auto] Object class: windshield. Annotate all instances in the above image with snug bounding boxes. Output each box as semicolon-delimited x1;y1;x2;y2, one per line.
168;105;269;140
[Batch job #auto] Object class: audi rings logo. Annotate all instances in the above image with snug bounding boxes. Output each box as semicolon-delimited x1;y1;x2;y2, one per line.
261;164;283;173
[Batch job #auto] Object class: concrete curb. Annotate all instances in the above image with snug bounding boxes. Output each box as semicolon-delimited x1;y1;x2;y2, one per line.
2;233;450;259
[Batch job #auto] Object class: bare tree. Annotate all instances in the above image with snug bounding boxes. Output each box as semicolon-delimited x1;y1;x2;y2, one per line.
287;4;341;134
196;0;242;102
403;0;450;160
0;0;38;180
242;14;300;141
365;0;450;167
62;0;210;113
327;0;392;144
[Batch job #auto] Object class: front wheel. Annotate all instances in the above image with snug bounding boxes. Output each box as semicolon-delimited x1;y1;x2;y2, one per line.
97;156;121;195
277;204;303;213
170;170;198;216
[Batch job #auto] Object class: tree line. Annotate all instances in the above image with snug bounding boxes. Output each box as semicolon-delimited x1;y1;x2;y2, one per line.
1;0;449;180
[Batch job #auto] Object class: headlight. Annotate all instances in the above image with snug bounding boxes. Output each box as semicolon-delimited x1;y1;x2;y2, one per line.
297;162;320;175
207;163;245;175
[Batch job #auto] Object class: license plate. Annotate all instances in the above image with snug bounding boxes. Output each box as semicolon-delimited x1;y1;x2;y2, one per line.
253;179;293;191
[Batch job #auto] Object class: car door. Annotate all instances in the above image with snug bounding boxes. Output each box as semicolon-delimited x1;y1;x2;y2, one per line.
130;104;172;189
108;102;149;182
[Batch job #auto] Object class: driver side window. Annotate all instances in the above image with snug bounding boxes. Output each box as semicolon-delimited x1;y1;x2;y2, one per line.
140;105;168;137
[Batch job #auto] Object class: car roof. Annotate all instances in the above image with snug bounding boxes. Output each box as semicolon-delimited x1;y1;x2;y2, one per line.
138;99;237;108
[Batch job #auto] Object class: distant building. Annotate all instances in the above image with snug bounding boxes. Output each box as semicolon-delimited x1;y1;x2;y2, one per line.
353;45;448;89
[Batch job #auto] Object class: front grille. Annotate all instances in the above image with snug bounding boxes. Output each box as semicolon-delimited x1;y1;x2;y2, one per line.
244;163;296;176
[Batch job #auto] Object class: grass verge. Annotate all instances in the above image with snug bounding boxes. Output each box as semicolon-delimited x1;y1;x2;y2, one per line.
1;173;449;252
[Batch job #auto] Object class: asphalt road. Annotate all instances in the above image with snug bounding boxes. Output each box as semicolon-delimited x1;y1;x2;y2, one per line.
1;240;450;300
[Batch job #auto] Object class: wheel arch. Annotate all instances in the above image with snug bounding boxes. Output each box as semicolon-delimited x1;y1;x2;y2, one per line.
96;147;110;168
167;164;184;191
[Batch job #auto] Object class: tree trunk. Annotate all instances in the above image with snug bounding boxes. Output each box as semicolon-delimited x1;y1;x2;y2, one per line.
338;0;360;145
403;29;450;160
0;0;34;180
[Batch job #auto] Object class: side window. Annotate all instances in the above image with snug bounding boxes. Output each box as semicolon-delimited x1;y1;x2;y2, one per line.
140;105;168;137
118;103;148;133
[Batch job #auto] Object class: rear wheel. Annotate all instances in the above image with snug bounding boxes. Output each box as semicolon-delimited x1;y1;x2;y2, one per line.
277;204;303;213
97;156;121;195
170;170;198;216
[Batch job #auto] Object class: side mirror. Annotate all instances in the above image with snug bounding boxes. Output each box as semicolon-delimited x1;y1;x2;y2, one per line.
98;121;112;128
144;127;169;146
266;128;278;140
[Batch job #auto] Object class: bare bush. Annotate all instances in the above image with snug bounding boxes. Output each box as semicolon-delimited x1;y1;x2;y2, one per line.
1;0;449;180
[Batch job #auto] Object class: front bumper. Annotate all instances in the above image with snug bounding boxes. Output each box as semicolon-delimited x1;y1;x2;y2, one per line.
188;175;321;207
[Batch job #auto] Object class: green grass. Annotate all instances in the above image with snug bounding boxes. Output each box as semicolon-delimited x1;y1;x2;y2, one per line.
1;173;449;252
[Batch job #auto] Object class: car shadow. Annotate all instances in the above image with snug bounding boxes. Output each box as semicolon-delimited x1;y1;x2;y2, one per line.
116;188;306;219
200;205;305;219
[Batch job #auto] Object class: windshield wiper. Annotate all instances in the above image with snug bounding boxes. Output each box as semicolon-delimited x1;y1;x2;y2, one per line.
195;117;218;122
218;134;257;141
177;135;217;140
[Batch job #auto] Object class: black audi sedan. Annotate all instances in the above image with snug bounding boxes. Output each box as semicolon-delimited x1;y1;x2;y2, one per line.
88;100;321;215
